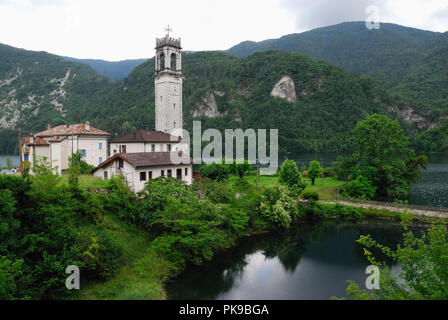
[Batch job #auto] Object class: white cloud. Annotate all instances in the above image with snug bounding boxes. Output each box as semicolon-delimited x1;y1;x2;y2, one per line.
0;0;446;61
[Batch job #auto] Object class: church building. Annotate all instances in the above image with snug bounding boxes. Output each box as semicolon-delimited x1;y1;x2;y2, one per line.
92;28;192;192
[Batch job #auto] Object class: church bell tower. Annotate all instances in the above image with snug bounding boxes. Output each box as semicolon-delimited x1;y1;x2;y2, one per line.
155;26;183;138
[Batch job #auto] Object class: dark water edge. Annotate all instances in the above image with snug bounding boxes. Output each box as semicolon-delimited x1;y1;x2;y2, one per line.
166;219;425;300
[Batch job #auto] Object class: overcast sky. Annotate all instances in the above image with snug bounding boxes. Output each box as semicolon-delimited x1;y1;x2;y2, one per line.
0;0;447;61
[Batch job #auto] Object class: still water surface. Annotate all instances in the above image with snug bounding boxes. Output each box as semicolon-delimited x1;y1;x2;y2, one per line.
167;220;419;300
0;155;20;168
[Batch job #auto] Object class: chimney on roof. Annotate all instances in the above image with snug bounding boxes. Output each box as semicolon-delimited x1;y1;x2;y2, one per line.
133;132;137;139
47;124;52;130
30;134;34;144
85;121;90;131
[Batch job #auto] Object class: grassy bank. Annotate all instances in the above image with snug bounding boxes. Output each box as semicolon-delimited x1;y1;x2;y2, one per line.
229;171;345;200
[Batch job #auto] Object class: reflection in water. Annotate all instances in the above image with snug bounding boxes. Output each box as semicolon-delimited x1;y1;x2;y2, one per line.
409;154;448;208
166;221;425;300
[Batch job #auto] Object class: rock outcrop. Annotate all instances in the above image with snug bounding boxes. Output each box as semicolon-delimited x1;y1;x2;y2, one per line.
271;76;297;103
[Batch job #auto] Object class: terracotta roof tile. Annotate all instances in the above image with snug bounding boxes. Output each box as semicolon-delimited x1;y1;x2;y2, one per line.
110;130;182;143
34;123;111;137
22;137;50;146
92;152;192;172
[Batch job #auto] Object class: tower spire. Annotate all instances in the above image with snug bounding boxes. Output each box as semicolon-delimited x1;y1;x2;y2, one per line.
165;24;173;37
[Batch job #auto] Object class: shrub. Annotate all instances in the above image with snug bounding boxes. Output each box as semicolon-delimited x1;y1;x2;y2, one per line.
196;180;234;204
343;175;376;200
200;163;231;182
302;190;319;201
259;185;302;229
101;175;138;222
138;177;195;231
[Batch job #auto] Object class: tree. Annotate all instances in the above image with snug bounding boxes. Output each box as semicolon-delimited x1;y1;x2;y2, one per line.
353;114;427;199
278;160;307;195
69;151;95;175
307;161;322;185
232;160;252;179
343;213;448;300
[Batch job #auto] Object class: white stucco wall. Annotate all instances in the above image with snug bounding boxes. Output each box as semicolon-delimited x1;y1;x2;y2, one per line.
110;142;187;155
76;136;109;168
93;158;193;193
155;74;183;137
44;135;109;174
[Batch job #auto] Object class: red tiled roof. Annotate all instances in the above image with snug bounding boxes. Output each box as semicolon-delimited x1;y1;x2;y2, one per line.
22;137;50;146
49;136;68;143
110;130;182;143
34;123;111;137
92;152;192;172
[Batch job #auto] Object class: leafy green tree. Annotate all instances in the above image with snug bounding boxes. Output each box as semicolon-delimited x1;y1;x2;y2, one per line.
0;256;24;300
353;114;427;199
344;214;448;300
307;161;322;185
279;160;307;195
232;160;252;179
69;150;95;175
331;156;358;181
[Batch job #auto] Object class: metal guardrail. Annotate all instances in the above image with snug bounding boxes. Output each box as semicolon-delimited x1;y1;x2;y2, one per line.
337;198;448;214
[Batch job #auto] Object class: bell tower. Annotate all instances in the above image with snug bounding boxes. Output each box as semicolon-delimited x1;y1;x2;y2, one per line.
155;25;183;137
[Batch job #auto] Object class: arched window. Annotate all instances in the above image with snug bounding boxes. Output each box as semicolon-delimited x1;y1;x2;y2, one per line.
171;53;177;70
160;54;165;69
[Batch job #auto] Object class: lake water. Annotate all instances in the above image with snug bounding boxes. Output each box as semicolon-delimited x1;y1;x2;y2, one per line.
166;220;419;300
167;153;445;300
0;155;20;168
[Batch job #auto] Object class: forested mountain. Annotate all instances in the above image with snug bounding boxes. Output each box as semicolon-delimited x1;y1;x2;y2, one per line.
0;43;116;153
228;22;448;110
62;57;147;79
392;35;448;110
84;50;433;154
0;24;444;155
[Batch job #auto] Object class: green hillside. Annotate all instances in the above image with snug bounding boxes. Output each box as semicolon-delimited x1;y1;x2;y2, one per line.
87;50;429;154
0;40;439;155
393;38;448;110
228;22;443;88
0;43;116;153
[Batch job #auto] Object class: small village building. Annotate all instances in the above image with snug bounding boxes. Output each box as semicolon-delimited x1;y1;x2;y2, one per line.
92;152;192;193
21;122;110;174
109;129;185;155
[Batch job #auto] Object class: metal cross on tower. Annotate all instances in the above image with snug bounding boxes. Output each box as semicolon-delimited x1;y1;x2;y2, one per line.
165;24;173;37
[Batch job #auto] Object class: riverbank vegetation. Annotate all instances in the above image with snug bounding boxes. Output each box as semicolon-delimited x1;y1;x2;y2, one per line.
330;114;427;201
339;213;448;300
